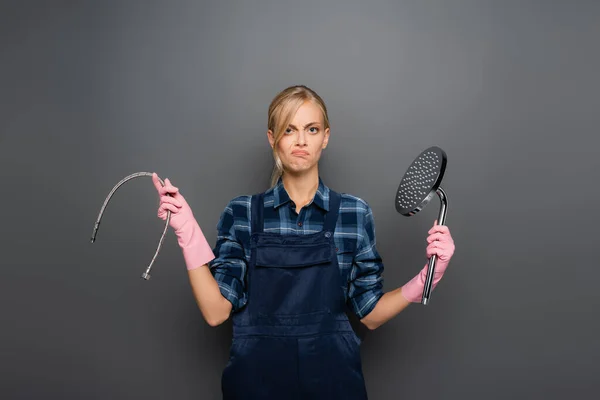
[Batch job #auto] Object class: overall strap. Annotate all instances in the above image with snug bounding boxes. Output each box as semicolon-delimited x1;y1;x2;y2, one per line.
323;190;341;233
250;193;265;234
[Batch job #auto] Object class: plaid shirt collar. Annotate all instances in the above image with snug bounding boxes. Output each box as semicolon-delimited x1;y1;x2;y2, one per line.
270;176;330;212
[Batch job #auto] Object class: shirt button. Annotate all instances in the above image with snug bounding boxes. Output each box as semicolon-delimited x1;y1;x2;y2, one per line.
298;222;303;226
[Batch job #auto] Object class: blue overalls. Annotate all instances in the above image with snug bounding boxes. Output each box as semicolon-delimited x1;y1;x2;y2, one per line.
221;190;369;399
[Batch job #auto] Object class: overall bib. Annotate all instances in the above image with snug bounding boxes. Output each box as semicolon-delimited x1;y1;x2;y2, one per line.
221;191;369;400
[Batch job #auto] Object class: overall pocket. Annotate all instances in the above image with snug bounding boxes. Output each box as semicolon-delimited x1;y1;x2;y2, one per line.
252;242;334;319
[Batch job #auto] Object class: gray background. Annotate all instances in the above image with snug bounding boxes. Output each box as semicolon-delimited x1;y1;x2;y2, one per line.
1;1;598;399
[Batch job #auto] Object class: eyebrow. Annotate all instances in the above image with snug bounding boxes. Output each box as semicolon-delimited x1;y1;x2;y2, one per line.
288;122;321;129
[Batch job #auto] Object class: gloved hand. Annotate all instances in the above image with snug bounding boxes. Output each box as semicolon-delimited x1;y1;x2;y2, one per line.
152;173;215;270
401;220;455;302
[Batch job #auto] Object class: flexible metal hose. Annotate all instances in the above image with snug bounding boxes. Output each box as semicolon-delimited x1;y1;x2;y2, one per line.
91;171;170;280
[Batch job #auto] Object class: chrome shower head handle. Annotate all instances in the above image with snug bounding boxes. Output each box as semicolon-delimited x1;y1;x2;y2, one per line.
395;146;449;305
91;171;171;280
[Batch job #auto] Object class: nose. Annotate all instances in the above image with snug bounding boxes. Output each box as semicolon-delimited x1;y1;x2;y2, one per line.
296;131;307;145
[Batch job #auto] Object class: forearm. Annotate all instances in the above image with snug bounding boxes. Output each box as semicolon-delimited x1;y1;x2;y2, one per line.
360;287;411;330
153;176;237;326
177;219;232;327
187;264;232;327
358;220;455;330
360;257;450;329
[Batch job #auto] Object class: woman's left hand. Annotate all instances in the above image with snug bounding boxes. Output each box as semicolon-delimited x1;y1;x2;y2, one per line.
400;220;456;302
426;220;455;263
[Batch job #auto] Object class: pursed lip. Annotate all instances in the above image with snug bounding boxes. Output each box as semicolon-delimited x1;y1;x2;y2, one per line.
291;151;309;156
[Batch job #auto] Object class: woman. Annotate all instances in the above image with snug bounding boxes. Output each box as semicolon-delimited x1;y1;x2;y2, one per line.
152;85;455;399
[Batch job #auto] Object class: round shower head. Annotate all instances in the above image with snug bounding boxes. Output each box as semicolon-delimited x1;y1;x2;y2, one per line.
395;146;447;216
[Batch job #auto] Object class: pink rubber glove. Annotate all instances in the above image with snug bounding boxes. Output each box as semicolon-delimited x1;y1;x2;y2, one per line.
401;220;455;302
152;173;215;270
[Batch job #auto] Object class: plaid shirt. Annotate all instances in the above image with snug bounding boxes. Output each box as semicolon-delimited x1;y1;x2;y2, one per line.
208;177;384;319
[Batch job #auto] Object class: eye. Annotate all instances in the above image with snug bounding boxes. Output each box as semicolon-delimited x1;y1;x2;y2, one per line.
285;128;293;134
309;127;319;133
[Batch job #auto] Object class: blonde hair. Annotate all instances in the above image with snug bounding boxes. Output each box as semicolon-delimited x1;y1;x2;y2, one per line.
267;85;330;187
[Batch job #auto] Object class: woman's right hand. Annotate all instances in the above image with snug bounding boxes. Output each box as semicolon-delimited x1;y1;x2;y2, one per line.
152;172;215;270
152;172;195;233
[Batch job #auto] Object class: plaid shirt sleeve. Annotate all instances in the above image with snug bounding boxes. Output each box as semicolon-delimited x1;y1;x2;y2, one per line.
208;197;249;312
347;200;385;319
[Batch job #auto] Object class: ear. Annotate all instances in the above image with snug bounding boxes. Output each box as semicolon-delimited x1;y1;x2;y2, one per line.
322;127;330;149
267;130;275;149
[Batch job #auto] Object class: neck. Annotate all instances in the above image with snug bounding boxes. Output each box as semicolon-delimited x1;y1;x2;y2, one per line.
281;168;320;209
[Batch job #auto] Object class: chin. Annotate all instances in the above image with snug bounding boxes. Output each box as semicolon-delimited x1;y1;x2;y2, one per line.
284;164;316;175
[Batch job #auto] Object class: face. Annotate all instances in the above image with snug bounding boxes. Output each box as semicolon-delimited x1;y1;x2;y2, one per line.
267;100;330;176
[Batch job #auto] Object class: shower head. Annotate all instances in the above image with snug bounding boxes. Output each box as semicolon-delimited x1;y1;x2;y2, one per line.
394;146;449;305
395;146;447;217
90;171;171;280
